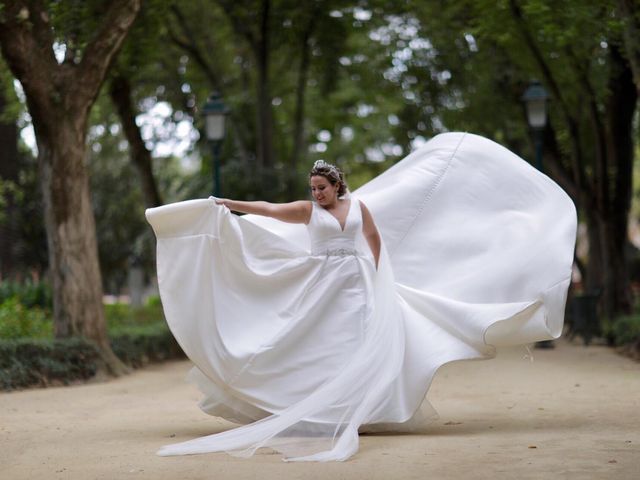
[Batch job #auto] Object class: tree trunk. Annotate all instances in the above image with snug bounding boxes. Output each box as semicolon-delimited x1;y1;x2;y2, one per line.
35;114;125;373
109;74;162;208
600;44;637;318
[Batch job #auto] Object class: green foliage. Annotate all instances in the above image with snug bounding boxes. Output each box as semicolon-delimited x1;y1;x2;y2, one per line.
0;297;51;339
606;314;640;346
0;279;52;309
0;157;48;275
0;57;22;123
109;323;183;368
104;301;165;330
145;294;162;308
0;177;17;224
0;296;164;340
46;0;113;56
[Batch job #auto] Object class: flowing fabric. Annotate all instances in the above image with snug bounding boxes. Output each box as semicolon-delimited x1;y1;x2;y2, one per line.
145;132;577;462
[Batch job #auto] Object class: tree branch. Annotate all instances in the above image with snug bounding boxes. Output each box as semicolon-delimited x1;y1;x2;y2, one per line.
542;123;580;202
109;74;162;207
74;0;142;110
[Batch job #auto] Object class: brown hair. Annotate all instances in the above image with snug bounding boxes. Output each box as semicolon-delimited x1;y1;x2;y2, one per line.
308;161;348;197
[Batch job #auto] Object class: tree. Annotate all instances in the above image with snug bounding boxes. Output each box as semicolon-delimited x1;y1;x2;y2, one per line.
0;0;142;374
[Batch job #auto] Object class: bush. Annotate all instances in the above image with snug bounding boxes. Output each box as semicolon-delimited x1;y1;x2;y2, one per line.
0;337;102;390
110;323;184;368
145;295;162;308
608;314;640;346
105;302;164;329
0;297;52;339
0;279;52;310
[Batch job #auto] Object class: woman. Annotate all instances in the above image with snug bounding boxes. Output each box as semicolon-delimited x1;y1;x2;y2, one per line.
146;132;577;462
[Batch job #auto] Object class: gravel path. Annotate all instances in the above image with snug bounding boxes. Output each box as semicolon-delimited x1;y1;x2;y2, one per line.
1;337;638;479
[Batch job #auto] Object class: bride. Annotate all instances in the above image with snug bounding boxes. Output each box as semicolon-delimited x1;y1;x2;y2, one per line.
145;132;577;462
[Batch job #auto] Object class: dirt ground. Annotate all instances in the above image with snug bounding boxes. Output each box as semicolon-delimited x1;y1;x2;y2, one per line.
1;337;638;480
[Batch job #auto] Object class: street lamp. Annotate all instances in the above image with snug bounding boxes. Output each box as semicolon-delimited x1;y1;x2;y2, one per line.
202;92;229;196
522;80;549;172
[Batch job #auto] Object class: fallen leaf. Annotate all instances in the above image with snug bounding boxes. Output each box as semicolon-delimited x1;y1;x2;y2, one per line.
528;445;537;449
443;421;462;425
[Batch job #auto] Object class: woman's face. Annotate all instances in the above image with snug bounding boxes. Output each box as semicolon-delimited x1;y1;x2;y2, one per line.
310;175;338;206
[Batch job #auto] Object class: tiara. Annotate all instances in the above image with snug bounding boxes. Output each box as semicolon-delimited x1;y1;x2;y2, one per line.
313;159;340;175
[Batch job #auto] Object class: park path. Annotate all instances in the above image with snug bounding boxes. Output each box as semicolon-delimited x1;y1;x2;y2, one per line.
1;337;638;480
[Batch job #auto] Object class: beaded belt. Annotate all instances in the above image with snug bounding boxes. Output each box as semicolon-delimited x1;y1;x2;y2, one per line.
324;248;358;257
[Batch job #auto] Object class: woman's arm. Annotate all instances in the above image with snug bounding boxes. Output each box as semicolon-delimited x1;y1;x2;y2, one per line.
359;200;381;270
215;198;312;224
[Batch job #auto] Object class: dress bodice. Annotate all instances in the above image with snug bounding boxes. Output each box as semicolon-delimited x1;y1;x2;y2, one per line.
306;199;362;255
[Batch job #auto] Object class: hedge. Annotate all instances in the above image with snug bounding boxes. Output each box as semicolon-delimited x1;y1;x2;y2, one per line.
0;323;185;391
0;337;101;390
606;314;640;361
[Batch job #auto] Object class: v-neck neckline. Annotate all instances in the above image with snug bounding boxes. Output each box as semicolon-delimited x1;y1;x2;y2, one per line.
320;199;352;232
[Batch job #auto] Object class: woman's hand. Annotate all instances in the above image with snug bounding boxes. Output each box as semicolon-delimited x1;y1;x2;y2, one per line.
214;198;231;208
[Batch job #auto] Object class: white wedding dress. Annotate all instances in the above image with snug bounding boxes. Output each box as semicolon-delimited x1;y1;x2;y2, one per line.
145;132;577;462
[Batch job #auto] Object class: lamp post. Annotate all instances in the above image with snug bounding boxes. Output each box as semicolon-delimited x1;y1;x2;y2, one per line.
202;92;229;196
522;80;549;173
523;81;554;349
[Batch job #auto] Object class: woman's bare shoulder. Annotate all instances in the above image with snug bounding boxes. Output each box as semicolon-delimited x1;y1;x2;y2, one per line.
294;200;312;224
295;200;313;211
